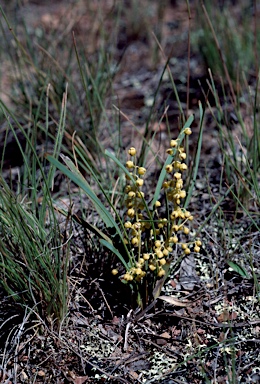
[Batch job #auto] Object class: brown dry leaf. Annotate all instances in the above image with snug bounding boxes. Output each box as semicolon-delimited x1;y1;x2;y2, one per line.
160;331;171;339
179;255;200;290
158;295;193;307
217;310;238;323
72;376;89;384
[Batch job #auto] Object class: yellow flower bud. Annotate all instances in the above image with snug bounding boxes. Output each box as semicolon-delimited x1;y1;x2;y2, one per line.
163;248;169;256
174;172;182;179
195;240;202;246
128;147;136;156
126;160;134;169
128;191;136;198
170;235;178;244
112;269;118;275
143;253;150;260
155;200;161;207
149;264;156;271
184;248;191;255
131;237;139;246
166;148;173;155
184;127;192;135
124;221;132;228
127;208;135;218
138;167;146;175
155;250;164;258
179;163;188;171
179;153;186;160
170;139;178;147
194;246;200;253
166;164;173;173
136;192;144;199
159;258;166;266
183;226;190;235
154;240;161;248
179;190;186;198
163;181;169;189
158;269;165;277
181;243;187;250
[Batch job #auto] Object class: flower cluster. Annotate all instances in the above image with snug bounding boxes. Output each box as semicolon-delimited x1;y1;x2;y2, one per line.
113;128;201;283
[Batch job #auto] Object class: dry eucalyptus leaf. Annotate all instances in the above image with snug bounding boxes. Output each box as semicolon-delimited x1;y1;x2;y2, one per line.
179;255;200;290
158;295;193;307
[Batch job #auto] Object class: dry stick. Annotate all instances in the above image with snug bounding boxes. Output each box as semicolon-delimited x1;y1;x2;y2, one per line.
200;1;237;106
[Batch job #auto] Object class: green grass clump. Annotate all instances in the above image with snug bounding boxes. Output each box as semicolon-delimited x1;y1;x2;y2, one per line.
0;176;69;324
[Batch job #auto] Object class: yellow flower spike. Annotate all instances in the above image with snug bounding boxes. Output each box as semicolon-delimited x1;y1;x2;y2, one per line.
170;139;178;147
128;147;136;156
112;269;118;275
184;127;192;135
183;226;190;235
136;178;144;187
184;248;191;255
166;164;173;173
158;269;165;277
174;172;182;179
124;221;132;228
194;246;200;253
155;200;161;208
159;258;166;266
127;208;135;218
149;264;156;271
126;160;135;169
138;167;146;175
154;240;161;248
